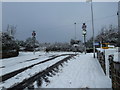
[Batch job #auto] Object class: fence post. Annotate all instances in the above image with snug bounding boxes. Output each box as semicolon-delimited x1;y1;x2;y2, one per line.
108;55;114;88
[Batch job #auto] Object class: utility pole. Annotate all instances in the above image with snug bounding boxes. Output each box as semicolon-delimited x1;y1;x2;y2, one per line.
32;31;36;55
82;23;87;54
118;1;120;47
90;0;95;58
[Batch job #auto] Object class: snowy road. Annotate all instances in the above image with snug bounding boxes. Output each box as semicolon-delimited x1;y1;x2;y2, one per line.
41;53;112;88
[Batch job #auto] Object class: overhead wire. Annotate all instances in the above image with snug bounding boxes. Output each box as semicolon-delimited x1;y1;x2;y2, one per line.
78;14;117;24
46;14;117;30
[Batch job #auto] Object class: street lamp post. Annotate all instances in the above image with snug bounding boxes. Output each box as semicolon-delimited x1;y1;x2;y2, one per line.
74;22;76;40
90;0;95;58
74;22;77;54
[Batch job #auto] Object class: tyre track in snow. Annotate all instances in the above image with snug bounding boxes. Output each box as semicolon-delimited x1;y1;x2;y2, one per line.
7;54;76;90
0;54;73;82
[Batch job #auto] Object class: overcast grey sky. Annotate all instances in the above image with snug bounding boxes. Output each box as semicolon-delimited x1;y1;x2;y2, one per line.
2;2;118;43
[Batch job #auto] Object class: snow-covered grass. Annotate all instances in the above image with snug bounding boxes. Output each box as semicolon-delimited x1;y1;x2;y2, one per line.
41;53;112;88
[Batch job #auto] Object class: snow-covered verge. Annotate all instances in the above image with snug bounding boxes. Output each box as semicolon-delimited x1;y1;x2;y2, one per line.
40;53;112;88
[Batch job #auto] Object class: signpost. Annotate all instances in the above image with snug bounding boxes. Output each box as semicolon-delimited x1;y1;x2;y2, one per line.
32;31;36;55
82;23;87;54
94;42;99;46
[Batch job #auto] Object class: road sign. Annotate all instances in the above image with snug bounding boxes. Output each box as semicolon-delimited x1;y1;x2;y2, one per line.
82;23;87;30
94;42;99;46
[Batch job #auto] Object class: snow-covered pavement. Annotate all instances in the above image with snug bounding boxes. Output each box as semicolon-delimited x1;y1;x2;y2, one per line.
41;53;112;88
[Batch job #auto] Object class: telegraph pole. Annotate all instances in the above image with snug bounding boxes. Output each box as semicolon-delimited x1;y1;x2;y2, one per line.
90;1;95;58
118;1;120;47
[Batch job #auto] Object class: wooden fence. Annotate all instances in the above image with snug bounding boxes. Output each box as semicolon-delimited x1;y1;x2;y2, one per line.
109;55;120;88
97;49;120;88
97;50;106;74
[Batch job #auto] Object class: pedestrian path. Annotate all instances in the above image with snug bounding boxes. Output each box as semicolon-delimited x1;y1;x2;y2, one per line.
42;53;112;88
